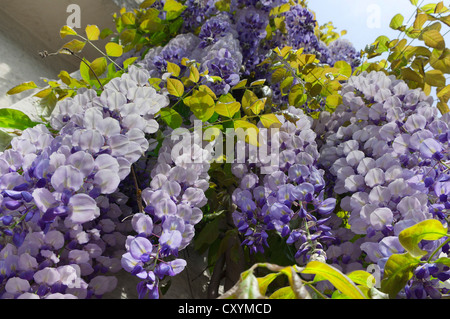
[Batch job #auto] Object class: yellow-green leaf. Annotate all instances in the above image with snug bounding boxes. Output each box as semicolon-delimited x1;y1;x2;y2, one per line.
271;68;287;84
7;82;38;95
139;0;157;8
85;25;100;41
184;91;215;121
260;113;281;128
90;57;107;77
381;253;420;298
158;107;183;129
437;85;450;102
60;25;77;39
401;67;423;83
269;286;296;299
58;70;73;86
166;78;184;97
398;219;448;257
121;12;136;25
422;29;445;50
437;101;449;114
390;13;404;30
0;108;39;130
288;84;307;107
33;88;52;98
189;64;200;83
425;69;446;87
334;61;352;78
302;261;366;299
198;85;217;100
214;101;241;118
249;98;266;115
232;79;248;90
62;39;86;53
123;57;138;69
347;270;376;289
241;89;258;112
105;42;123;57
166;61;181;77
163;0;186;20
250;79;266;87
326;94;343;110
233;119;259;146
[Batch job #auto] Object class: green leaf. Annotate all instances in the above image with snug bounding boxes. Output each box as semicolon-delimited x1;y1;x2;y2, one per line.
60;25;77;38
390;14;405;30
398;219;448;257
302;261;366;299
7;82;38;95
422;30;445;50
166;78;184;97
85;25;100;41
214;101;241;118
0;108;39;130
158;107;183;129
381;253;420;298
105;42;123;57
410;0;419;6
123;57;138;70
0;130;12;151
79;58;93;84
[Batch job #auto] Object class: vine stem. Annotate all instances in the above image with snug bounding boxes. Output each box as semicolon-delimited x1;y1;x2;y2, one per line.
40;48;104;90
76;35;123;71
131;165;144;213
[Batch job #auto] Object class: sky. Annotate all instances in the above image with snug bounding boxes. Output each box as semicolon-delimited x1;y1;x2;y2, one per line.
308;0;445;51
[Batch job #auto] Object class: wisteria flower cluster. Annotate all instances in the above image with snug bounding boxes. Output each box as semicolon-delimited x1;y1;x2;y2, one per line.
121;123;212;299
316;71;450;297
231;106;336;263
2;0;448;301
0;66;168;298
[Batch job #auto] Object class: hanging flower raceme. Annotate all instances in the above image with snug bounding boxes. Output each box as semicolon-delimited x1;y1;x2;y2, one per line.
121;121;212;299
0;65;169;299
230;106;336;264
